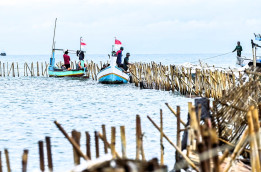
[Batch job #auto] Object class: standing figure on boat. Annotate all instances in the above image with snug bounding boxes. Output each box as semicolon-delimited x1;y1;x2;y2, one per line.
77;51;87;70
63;50;71;69
116;47;124;67
232;41;243;57
123;52;132;71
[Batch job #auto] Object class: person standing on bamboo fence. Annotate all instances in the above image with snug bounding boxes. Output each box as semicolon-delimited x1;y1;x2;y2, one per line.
232;41;243;57
63;50;71;69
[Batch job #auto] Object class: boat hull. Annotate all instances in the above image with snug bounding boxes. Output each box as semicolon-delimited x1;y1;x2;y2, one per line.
48;69;85;77
97;66;129;84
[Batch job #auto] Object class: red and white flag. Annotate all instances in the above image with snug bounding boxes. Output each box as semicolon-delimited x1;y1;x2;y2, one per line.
114;38;122;51
81;38;86;49
115;39;122;45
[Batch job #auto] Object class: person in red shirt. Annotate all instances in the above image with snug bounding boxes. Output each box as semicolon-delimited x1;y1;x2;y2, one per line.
63;50;70;69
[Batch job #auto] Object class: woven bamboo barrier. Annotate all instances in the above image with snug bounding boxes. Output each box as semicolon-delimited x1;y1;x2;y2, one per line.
129;62;239;99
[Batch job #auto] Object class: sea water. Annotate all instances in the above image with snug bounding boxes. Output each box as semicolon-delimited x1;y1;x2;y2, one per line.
0;53;239;171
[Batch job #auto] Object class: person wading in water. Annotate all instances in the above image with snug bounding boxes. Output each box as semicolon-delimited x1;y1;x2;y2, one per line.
232;41;243;57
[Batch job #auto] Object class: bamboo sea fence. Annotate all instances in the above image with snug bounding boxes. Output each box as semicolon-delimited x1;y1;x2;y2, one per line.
129;62;245;99
0;60;108;78
0;60;248;100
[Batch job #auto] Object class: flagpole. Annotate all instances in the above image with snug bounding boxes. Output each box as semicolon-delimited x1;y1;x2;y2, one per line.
80;36;82;51
51;18;57;59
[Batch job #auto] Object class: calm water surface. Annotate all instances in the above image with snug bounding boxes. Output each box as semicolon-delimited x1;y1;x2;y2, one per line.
0;54;238;171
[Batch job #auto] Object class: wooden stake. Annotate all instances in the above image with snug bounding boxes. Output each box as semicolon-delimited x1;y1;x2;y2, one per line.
85;132;91;160
176;106;181;170
102;125;108;154
223;127;249;172
120;126;127;159
38;141;45;172
247;107;260;172
17;62;19;77
4;149;11;172
0;151;2;172
45;137;53;171
98;133;120;158
95;131;100;158
111;127;116;159
136;115;141;160
160;109;164;165
37;61;40;76
72;130;81;165
22;149;29;172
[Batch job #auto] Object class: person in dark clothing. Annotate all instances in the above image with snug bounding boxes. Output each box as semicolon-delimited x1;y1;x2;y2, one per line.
116;47;124;67
77;50;85;60
232;41;243;57
123;53;132;71
63;50;71;69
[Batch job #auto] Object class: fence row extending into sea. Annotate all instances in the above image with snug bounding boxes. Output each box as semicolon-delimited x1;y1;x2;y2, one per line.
0;60;246;99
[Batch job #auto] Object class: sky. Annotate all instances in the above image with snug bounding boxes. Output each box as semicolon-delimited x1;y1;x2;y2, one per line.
0;0;260;55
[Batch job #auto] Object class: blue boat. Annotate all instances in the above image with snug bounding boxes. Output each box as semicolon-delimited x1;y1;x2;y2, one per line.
97;57;129;84
254;33;261;41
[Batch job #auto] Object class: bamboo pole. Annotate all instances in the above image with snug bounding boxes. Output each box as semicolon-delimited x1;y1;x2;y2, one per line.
147;116;199;172
4;149;11;172
176;106;181;164
41;62;44;76
160;109;164;165
31;62;34;76
54;121;89;160
136;115;141;160
102;125;108;154
3;63;5;77
120;126;127;159
219;149;229;164
45;136;53;171
247;107;260;172
17;62;19;77
38;141;45;172
111;127;116;159
7;62;8;76
251;107;261;165
22;149;29;172
98;133;120;158
95;131;100;158
223;127;249;172
72;130;81;165
7;62;12;76
85;132;91;160
12;62;15;77
37;61;40;76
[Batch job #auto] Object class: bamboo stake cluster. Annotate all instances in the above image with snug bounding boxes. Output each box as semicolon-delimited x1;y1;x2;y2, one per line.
211;79;261;144
129;62;238;99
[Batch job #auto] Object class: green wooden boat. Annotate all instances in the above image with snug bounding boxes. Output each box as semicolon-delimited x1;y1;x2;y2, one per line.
48;18;87;77
48;69;85;77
